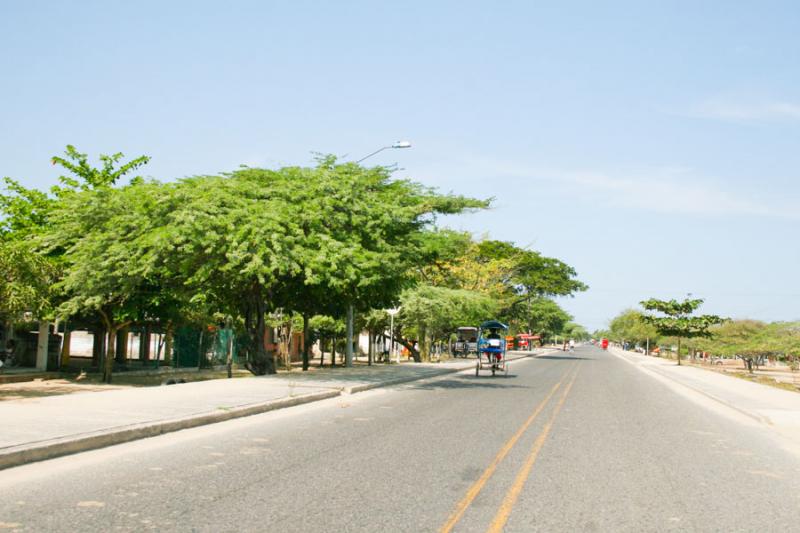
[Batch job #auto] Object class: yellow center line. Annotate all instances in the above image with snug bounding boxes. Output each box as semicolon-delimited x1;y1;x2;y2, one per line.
439;364;575;533
485;367;580;533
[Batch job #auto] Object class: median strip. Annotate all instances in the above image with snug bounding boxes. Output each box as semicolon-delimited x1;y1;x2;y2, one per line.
439;363;574;533
486;367;580;532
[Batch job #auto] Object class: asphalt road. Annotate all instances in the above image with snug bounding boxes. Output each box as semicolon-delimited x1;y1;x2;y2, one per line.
2;345;800;532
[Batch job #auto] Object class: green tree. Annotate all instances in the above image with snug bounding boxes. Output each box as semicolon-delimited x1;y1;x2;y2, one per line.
46;180;181;382
50;145;150;192
0;241;57;321
397;284;498;361
640;297;727;366
521;297;572;344
163;158;487;374
608;309;660;350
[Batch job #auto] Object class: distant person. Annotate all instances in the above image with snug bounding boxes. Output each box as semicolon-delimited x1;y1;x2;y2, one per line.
569;339;575;352
1;339;17;369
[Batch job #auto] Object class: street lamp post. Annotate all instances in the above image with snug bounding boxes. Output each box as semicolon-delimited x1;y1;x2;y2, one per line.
356;141;411;164
386;308;401;364
344;142;412;368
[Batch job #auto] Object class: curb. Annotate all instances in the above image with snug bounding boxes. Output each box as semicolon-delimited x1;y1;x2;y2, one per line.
0;390;339;471
0;351;544;471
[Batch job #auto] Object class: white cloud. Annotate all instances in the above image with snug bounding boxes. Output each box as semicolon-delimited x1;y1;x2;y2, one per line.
420;156;797;220
549;170;791;218
692;99;800;122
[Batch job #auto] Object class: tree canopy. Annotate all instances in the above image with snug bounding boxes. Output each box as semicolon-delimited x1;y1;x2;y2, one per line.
640;297;727;365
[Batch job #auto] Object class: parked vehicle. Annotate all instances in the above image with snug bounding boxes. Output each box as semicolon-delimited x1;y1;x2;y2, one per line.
452;327;478;358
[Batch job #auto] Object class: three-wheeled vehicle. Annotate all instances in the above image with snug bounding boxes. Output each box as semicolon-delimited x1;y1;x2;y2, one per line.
453;327;478;358
476;320;509;377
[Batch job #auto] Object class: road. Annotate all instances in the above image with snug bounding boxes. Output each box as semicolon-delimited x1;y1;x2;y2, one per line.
2;345;800;532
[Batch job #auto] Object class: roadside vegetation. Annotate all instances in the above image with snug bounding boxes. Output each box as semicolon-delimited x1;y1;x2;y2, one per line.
599;300;800;384
1;146;588;382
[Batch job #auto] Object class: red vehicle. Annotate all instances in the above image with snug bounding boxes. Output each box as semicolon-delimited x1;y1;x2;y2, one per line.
601;338;609;350
515;334;529;350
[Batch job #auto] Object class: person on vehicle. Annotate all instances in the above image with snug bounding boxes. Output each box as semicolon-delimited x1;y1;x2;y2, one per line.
569;339;575;352
485;328;502;361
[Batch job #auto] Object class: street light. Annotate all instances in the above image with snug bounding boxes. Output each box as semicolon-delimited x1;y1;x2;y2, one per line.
386;308;401;364
356;141;412;164
343;141;412;368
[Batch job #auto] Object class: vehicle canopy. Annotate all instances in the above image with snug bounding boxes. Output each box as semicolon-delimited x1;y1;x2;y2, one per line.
479;320;508;331
456;327;478;341
478;320;508;353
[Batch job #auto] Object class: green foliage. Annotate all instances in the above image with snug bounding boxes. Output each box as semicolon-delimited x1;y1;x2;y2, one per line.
46;181;179;321
694;320;800;360
561;322;590;341
608;309;660;346
513;250;588;299
640;298;726;339
521;297;572;340
50;145;150;192
0;178;54;241
640;297;727;364
0;241;58;320
309;315;344;338
398;284;498;360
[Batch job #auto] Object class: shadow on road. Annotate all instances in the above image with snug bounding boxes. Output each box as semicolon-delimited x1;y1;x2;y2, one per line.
537;355;593;361
408;377;530;391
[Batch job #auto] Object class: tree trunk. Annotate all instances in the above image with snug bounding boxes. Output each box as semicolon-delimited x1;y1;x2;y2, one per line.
226;319;234;378
390;335;420;362
164;322;174;366
244;288;277;376
91;326;105;369
104;327;118;384
302;314;310;371
345;304;354;367
319;336;325;367
419;326;429;362
677;337;682;366
368;331;374;366
284;322;292;372
60;327;71;368
116;327;129;365
331;336;337;367
140;326;151;364
197;328;205;370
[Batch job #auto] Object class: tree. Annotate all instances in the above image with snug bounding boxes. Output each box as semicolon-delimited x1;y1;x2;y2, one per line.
2;146;151;374
608;309;660;350
397;285;498;361
358;308;390;365
561;322;590;341
46;180;180;382
640;297;726;366
520;297;572;343
0;241;57;321
50;145;150;192
163;158;487;374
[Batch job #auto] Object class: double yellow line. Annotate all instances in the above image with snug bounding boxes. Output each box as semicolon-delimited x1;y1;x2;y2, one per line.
440;365;580;533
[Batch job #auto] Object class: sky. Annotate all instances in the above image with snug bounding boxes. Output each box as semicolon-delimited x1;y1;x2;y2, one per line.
2;0;799;331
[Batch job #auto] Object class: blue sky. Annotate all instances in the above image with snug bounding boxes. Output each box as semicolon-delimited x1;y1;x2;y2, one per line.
2;1;799;331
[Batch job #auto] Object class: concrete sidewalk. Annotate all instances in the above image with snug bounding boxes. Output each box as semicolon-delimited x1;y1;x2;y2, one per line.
611;347;800;441
1;350;543;470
